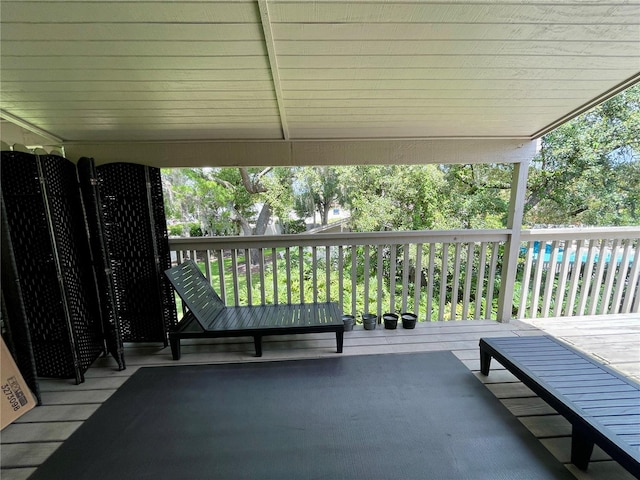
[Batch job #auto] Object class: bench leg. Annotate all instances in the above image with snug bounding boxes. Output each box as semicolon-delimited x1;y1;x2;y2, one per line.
170;336;181;360
571;425;594;470
254;336;263;357
480;349;492;375
336;331;344;353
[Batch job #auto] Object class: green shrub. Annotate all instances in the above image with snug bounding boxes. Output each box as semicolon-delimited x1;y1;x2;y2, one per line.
188;222;203;237
280;219;307;234
168;224;184;237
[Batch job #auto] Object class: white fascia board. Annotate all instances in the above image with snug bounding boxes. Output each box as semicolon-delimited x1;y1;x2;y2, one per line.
64;138;537;167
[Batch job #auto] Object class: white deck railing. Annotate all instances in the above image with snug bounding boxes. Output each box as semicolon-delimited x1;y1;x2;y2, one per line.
168;227;639;322
169;230;508;321
518;227;640;319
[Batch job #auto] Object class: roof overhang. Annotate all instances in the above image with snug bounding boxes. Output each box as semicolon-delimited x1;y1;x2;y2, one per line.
1;1;638;166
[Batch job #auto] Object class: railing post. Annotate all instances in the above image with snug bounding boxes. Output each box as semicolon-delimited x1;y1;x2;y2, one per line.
497;158;530;322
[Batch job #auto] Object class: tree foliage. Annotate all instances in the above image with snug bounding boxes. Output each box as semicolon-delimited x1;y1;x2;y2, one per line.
338;164;449;231
438;163;512;229
293;167;344;226
161;168;233;236
163;86;639;235
162;167;293;236
526;84;639;226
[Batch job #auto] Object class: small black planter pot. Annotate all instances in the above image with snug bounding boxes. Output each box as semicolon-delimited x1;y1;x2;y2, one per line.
342;315;355;332
362;313;378;330
401;312;417;329
383;313;398;329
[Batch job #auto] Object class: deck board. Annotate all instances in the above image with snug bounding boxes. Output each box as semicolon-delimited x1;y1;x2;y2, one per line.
485;382;536;398
1;422;82;443
2;314;638;480
1;443;62;468
0;467;37;480
519;414;573;437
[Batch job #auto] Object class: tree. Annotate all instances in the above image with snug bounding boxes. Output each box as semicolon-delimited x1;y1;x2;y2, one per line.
431;85;639;228
161;168;233;236
439;163;512;229
293;167;345;226
338;164;448;231
161;167;294;237
525;84;640;226
217;167;271;236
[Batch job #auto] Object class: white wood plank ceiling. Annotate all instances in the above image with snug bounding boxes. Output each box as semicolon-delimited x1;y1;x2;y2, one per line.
1;0;639;148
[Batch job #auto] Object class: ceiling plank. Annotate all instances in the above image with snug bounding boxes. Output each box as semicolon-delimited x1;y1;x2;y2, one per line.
288;126;540;139
0;91;278;102
1;23;263;41
269;2;640;25
283;98;582;108
1;100;279;110
33;116;283;126
1;81;275;92
1;70;273;82
278;68;631;82
0;56;270;70
1;1;260;23
54;127;285;142
277;55;640;70
272;23;639;43
279;79;618;91
280;90;604;100
273;40;638;57
3;40;267;57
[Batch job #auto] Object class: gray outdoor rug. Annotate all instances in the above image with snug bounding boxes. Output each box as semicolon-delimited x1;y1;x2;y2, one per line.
30;351;574;479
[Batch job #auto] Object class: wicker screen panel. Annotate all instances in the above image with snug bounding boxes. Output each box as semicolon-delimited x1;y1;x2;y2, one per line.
1;200;41;403
0;152;40;196
1;151;104;383
59;264;104;371
76;158;125;369
40;154;81;197
96;163;148;198
110;258;165;341
101;197;155;256
79;161;177;345
3;196;54;267
40;155;104;377
148;167;178;334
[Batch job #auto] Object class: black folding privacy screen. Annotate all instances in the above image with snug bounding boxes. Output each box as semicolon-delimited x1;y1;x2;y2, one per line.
1;149;176;388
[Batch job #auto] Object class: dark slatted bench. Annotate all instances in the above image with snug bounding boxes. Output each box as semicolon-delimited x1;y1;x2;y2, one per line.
165;260;344;358
479;336;640;478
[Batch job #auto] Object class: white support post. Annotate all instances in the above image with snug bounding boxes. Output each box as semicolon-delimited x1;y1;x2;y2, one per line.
497;158;530;322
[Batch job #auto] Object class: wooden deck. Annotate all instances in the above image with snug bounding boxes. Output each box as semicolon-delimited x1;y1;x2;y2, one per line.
1;314;638;480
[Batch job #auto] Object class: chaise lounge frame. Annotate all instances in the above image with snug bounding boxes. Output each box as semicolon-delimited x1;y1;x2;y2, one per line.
165;260;344;358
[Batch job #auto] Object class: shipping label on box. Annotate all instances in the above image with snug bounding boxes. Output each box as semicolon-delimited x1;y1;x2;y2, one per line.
1;337;36;430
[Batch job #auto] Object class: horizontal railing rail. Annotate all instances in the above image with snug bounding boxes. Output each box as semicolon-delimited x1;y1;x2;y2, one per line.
169;229;509;322
168;227;640;323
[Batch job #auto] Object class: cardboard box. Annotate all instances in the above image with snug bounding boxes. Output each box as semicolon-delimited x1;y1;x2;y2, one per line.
1;337;36;430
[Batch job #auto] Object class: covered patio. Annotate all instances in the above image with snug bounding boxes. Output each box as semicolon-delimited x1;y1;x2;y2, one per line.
1;0;639;479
